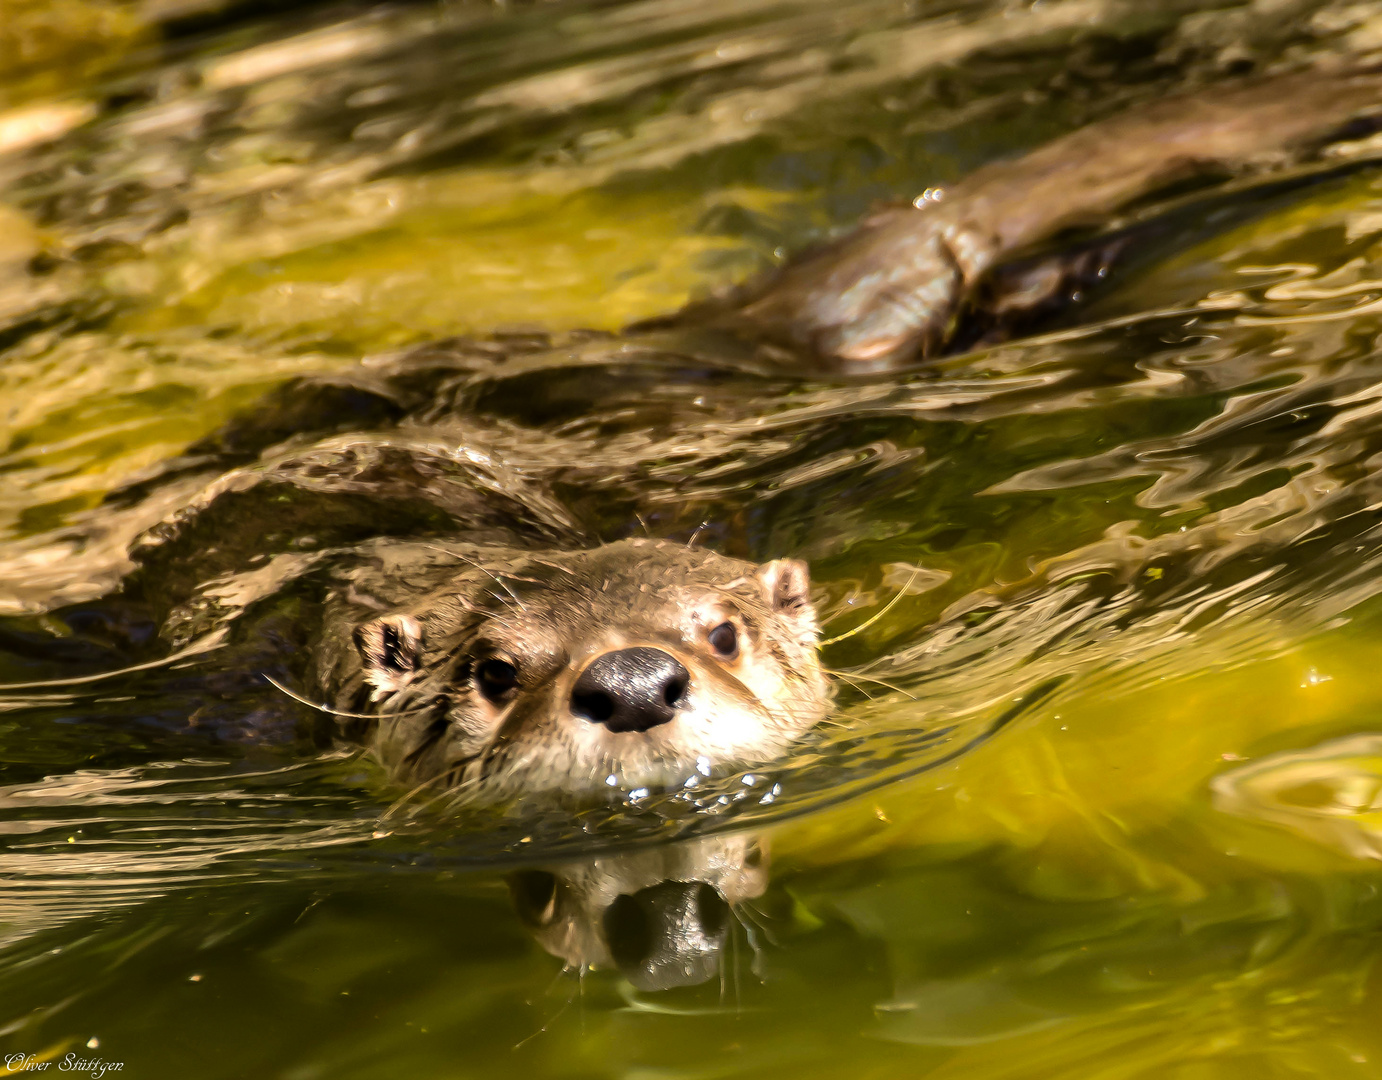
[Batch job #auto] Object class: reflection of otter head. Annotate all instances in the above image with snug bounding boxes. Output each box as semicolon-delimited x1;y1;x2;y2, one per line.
338;539;827;797
509;834;768;991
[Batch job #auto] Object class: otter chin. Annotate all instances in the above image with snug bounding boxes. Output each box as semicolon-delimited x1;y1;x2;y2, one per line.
315;539;829;798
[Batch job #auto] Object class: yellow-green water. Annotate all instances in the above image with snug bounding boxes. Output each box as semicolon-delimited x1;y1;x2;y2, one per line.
8;0;1382;1076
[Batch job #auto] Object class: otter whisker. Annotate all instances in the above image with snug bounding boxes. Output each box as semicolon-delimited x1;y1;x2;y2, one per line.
419;772;467;817
730;901;745;1014
821;667;917;701
512;973;577;1051
385;752;492;821
521;556;578;577
263;674;435;720
818;566;924;647
380;770;455;822
402;714;451;767
419;544;532;611
823;671;880;700
433;771;492;815
485;589;520;610
421;749;500;815
0;640;221;692
734;897;778;943
686;521;710;549
461;702;526;795
418;543;544;584
816;595;866;627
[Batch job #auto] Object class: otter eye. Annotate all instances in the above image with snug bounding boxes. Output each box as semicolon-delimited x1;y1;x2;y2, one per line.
708;622;738;658
476;658;519;702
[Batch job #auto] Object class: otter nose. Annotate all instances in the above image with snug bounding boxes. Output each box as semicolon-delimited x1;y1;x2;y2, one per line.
571;647;689;733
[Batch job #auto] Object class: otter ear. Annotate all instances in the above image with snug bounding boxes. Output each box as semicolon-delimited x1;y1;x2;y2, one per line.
354;614;423;696
757;559;812;616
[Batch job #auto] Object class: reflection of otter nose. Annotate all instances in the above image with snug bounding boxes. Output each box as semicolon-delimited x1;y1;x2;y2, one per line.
571;647;689;733
604;881;730;991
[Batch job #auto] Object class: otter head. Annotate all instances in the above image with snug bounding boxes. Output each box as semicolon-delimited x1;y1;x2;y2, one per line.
345;539;827;798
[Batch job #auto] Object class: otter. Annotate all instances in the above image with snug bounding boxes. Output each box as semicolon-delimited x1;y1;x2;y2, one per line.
315;539;825;798
9;63;1382;803
7;404;832;801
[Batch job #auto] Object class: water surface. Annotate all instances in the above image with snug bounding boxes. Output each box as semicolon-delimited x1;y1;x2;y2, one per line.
8;0;1382;1075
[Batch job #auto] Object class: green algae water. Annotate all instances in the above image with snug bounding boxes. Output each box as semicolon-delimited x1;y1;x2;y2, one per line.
12;0;1382;1076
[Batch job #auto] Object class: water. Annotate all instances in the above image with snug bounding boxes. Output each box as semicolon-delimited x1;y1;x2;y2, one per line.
7;0;1382;1074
